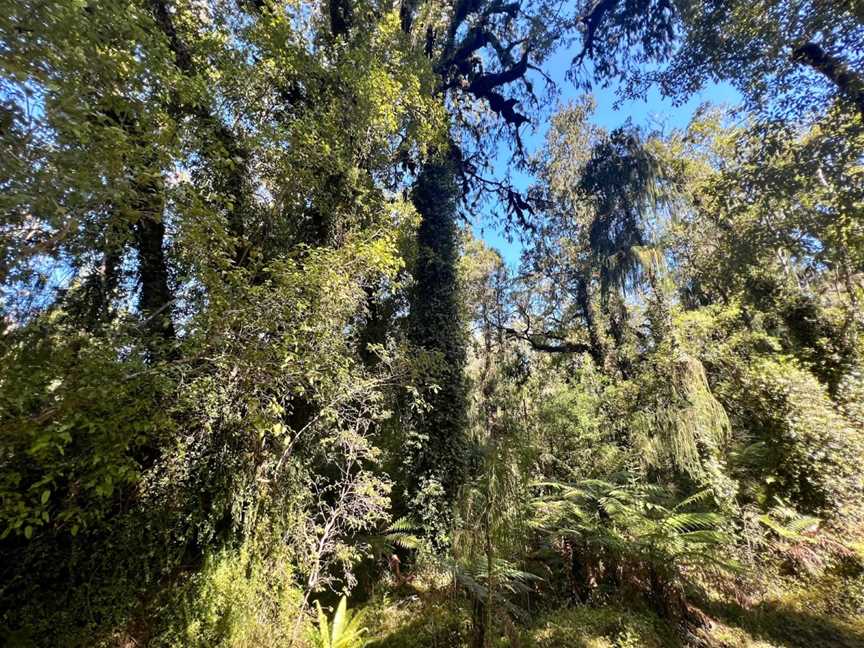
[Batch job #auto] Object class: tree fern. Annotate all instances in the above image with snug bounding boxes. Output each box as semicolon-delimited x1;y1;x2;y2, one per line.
443;556;541;620
363;516;423;562
532;479;736;574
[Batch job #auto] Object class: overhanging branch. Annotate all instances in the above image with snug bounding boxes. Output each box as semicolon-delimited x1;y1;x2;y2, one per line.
793;41;864;117
572;0;619;66
501;325;593;354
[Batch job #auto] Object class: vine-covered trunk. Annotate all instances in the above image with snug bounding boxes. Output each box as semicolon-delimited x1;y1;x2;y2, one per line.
575;276;608;369
405;153;469;534
132;171;175;344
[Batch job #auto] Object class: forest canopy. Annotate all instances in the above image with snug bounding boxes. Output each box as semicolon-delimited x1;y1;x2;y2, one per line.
1;0;863;646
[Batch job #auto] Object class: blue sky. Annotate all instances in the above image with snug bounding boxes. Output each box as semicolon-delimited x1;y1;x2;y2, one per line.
475;45;741;267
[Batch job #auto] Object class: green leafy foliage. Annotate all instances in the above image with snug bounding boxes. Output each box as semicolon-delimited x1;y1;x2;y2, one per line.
0;321;170;538
532;480;735;580
312;596;369;648
3;0;864;646
150;543;306;648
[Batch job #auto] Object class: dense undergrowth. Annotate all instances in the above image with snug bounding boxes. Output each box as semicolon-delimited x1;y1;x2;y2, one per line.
45;542;858;648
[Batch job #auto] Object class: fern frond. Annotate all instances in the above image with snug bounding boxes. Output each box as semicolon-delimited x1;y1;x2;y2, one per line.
386;516;420;533
662;512;725;533
672;489;715;511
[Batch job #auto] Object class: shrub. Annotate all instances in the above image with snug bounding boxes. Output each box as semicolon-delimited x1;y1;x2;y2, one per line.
149;543;306;648
722;356;864;516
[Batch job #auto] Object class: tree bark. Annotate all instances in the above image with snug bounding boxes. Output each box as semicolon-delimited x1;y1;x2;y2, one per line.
328;0;353;36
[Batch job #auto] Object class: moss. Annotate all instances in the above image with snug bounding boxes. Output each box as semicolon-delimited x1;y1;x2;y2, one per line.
700;568;864;647
521;605;682;648
363;591;681;648
364;593;470;648
358;562;864;648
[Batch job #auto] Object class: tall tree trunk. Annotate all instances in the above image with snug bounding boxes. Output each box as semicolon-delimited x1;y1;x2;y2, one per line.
575;275;608;369
150;0;250;265
405;152;469;533
132;168;175;343
327;0;353;36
